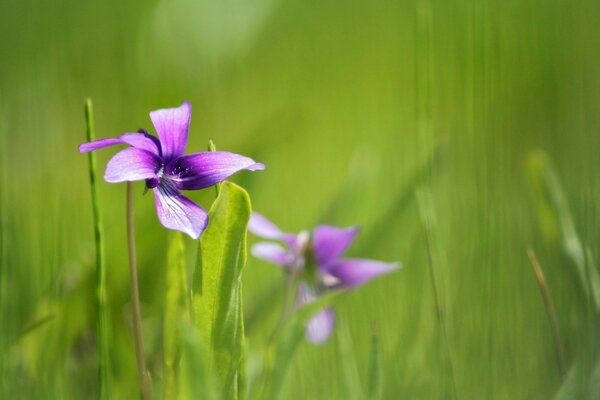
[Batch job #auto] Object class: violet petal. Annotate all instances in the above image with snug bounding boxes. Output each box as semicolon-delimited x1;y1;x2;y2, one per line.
251;242;293;266
149;101;191;162
104;148;161;183
313;225;359;268
248;212;286;240
153;180;208;239
120;132;162;156
327;258;400;289
306;308;335;344
79;137;124;153
166;151;265;190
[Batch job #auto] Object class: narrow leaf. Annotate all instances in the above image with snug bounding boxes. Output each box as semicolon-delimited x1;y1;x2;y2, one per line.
179;322;218;400
366;334;382;400
192;181;251;399
164;232;189;400
527;150;600;311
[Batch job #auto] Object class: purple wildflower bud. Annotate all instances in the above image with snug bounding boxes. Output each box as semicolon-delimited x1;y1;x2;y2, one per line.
248;212;400;343
79;101;265;239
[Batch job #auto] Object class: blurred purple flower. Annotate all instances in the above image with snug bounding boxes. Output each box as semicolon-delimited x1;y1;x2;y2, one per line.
248;212;400;343
79;101;264;239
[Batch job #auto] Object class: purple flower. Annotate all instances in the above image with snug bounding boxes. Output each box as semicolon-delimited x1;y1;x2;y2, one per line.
248;212;400;343
79;101;264;239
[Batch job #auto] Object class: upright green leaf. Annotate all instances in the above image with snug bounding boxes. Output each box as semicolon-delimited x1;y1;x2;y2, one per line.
527;150;600;311
192;182;251;399
179;321;218;400
366;334;382;400
164;232;189;400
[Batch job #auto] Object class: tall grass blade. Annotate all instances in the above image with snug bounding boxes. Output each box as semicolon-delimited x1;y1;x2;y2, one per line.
527;150;600;311
179;322;218;400
417;188;459;400
527;248;566;376
83;98;111;400
337;323;362;400
366;333;382;400
164;232;189;399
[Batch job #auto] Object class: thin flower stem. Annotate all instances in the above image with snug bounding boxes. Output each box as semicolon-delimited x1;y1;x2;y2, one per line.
84;98;111;400
208;138;221;197
527;248;566;376
126;182;152;400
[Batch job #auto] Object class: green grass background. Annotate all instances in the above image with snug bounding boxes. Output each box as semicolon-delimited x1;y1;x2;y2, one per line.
1;0;599;398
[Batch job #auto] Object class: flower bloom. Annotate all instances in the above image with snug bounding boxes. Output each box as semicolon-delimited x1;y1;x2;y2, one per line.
79;101;264;239
248;212;400;343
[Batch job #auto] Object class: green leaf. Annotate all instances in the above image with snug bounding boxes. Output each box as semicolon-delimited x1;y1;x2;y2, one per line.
554;316;600;400
179;321;218;400
163;232;189;400
192;181;251;399
527;150;600;311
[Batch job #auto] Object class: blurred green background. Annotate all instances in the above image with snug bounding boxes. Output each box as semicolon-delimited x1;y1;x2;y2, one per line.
1;0;600;398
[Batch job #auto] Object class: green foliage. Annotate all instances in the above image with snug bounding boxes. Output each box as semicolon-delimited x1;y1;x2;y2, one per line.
192;182;251;400
256;292;340;400
366;334;382;400
1;0;600;398
527;150;600;311
163;232;189;399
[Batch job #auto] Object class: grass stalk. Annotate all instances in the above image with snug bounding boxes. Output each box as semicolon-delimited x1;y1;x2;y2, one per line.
126;182;152;400
423;216;458;400
84;98;111;400
527;248;566;376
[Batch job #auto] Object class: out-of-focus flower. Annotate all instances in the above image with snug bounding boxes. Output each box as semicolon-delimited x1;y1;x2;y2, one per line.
79;101;264;239
248;212;400;343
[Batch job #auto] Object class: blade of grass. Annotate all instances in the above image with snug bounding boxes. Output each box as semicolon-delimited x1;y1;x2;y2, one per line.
83;98;111;400
366;330;382;400
417;188;459;400
527;248;566;377
0;314;55;356
164;232;189;399
337;322;362;400
179;321;218;400
527;150;600;311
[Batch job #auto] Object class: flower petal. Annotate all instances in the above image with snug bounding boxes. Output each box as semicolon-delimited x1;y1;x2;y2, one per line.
327;259;400;289
153;180;208;239
120;132;162;156
306;308;335;344
104;148;161;183
149;101;191;162
251;242;293;266
248;212;286;240
79;137;124;153
313;225;359;267
166;151;265;190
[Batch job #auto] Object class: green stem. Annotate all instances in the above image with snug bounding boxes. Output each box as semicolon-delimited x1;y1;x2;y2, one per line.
527;249;566;376
126;182;152;400
208;138;221;197
84;98;111;400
